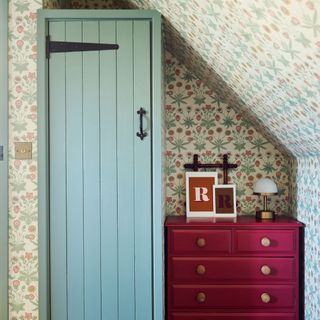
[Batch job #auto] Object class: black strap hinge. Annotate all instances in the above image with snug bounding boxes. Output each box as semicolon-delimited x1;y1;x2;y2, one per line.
46;35;119;59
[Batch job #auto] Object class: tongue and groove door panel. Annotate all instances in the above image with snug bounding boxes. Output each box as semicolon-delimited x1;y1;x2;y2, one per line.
49;19;152;320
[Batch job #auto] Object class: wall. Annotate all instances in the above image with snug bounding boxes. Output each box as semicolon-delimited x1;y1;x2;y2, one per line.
6;1;291;319
291;157;320;319
8;1;41;319
164;53;289;216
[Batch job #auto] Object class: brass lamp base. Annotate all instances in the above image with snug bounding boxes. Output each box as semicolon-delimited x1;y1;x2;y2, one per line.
256;210;275;220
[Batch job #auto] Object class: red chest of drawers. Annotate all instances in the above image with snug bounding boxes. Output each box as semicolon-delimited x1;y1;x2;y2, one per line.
165;216;304;320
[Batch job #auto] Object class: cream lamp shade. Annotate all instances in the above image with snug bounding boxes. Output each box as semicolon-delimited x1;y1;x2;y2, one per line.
253;178;278;220
253;178;278;195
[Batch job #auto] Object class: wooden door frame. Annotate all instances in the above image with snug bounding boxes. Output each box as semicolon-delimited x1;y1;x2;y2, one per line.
37;9;163;320
0;1;8;319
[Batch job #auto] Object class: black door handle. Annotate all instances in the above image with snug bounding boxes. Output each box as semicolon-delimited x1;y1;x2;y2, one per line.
136;107;147;140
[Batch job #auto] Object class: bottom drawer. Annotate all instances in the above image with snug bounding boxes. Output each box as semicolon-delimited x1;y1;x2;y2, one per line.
171;313;296;320
172;285;295;309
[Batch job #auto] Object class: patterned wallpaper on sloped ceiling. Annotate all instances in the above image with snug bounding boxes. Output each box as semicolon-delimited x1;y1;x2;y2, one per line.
164;53;289;216
108;0;320;157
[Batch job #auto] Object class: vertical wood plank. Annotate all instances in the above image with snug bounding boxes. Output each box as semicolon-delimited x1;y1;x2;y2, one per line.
65;20;84;320
82;20;101;320
49;20;67;320
99;21;118;320
133;20;152;320
117;20;135;320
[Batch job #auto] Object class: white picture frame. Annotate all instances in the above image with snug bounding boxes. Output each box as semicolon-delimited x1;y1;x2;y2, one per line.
213;184;237;218
186;171;218;218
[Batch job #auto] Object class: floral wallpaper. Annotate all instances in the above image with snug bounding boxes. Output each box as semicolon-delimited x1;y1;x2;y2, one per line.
8;1;41;319
6;1;319;320
164;53;289;216
290;156;320;320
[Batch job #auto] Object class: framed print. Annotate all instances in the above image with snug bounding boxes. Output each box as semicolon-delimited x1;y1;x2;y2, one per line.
186;172;218;218
213;184;237;218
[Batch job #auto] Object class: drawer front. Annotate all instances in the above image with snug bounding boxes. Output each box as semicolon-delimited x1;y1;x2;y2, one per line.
171;312;296;320
172;285;295;309
170;229;232;254
171;257;295;283
235;230;296;254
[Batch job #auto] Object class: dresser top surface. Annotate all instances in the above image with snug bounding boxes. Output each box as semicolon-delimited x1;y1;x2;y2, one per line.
165;215;304;228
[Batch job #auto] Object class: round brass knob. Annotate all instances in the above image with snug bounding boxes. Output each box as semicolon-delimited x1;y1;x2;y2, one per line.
196;292;206;303
261;293;271;304
261;265;271;275
196;264;206;275
261;237;271;247
196;238;206;248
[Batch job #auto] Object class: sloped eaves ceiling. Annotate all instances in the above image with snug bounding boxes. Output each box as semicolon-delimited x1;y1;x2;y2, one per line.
122;0;320;157
69;0;320;157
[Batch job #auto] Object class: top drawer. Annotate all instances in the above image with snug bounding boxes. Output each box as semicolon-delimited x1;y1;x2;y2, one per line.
235;229;296;254
170;229;232;254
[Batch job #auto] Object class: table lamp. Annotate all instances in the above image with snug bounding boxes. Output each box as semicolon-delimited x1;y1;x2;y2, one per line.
253;178;278;220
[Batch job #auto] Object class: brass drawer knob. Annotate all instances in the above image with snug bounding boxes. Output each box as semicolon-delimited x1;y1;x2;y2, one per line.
196;264;206;275
261;265;271;275
196;292;206;303
261;293;271;304
196;238;206;248
261;237;271;247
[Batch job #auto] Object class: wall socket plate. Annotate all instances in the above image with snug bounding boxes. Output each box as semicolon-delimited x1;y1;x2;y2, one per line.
15;142;32;160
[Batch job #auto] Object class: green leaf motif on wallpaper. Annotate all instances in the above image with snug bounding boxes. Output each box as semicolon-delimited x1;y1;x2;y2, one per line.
19;268;37;286
210;95;224;107
19;211;37;225
182;115;196;128
9;301;25;313
171;183;185;199
302;10;320;37
208;137;229;153
278;55;290;67
240;199;256;215
250;3;265;19
201;115;216;129
233;134;246;151
280;40;299;60
170;92;188;107
10;181;27;193
10;240;25;254
13;62;29;73
165;155;177;176
182;70;196;82
295;32;312;48
164;64;176;83
168;136;190;152
240;118;253;129
251;138;268;152
193;95;206;106
236;184;246;197
241;157;256;175
193;135;206;152
14;0;30;13
165;111;176;129
265;60;281;76
262;161;276;174
221;115;236;128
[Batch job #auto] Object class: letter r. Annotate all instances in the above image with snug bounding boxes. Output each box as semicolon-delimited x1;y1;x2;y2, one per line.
194;187;209;202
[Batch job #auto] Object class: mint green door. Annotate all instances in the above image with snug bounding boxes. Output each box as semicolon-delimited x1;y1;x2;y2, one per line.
48;19;152;320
